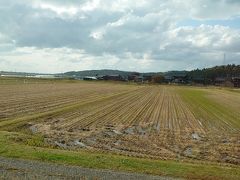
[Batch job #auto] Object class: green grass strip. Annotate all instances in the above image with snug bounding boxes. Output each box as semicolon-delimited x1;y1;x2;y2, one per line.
0;131;239;180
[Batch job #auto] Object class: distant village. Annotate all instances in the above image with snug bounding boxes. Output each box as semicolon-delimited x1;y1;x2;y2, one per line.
80;72;240;88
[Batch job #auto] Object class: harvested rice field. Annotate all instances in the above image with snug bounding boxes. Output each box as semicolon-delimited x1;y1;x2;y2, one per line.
0;78;239;165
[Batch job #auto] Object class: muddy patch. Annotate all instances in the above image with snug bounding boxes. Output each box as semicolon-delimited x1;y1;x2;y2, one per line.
28;123;240;165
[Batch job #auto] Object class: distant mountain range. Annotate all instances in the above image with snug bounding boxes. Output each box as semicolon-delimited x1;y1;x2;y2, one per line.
0;69;188;79
62;69;164;78
0;71;45;77
0;69;187;77
63;69;136;78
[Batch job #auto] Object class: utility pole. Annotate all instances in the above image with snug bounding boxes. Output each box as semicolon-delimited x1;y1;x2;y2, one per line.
223;53;226;65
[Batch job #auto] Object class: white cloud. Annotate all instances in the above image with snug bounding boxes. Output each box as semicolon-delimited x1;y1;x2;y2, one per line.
36;3;78;15
166;25;240;52
90;31;105;40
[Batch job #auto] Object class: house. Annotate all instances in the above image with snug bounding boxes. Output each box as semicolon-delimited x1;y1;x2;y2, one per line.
191;77;205;84
83;76;97;80
134;76;144;82
128;72;140;81
214;77;226;86
173;75;188;83
128;73;153;83
214;77;235;87
164;76;173;83
128;73;141;82
232;77;240;88
97;75;125;81
163;71;188;84
143;75;152;82
164;75;188;84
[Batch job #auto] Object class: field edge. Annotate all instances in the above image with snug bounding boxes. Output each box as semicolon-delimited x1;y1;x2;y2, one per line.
0;131;239;180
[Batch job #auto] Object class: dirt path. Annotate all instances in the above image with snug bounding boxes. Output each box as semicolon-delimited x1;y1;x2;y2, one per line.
0;157;179;180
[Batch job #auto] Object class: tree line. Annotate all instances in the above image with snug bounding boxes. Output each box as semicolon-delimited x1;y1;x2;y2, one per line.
187;64;240;83
150;64;240;84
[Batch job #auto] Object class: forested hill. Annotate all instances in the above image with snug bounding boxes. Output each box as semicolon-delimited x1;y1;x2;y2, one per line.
187;64;240;80
63;70;163;78
63;70;135;78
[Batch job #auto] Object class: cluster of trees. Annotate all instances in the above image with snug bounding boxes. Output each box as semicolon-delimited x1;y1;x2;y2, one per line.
150;64;240;85
151;75;165;83
187;64;240;82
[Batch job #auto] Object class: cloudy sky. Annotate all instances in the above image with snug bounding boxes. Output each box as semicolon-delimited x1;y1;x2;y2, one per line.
0;0;240;73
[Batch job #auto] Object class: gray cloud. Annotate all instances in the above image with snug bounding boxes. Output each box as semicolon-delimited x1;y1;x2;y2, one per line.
0;0;239;73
